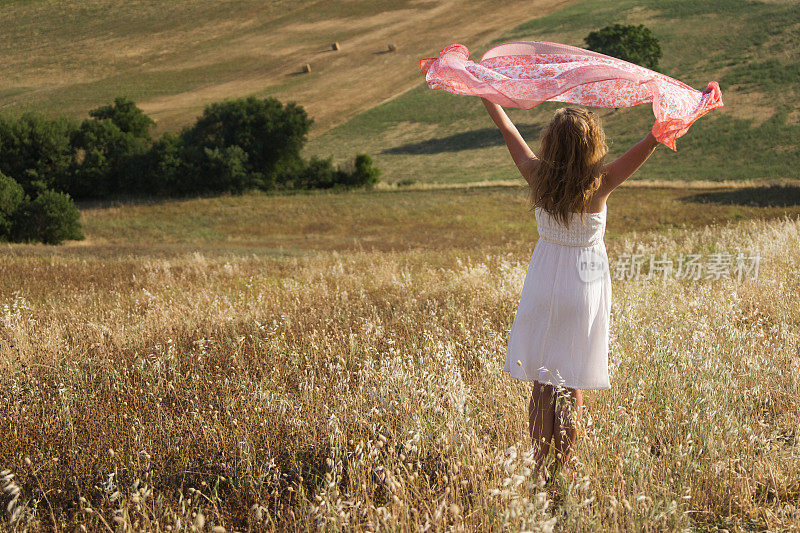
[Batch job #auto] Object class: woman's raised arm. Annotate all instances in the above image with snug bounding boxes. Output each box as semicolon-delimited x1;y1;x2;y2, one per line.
598;130;659;196
481;98;538;186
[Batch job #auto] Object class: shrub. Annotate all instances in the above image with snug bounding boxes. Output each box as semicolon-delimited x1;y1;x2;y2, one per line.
584;24;662;71
193;145;251;194
280;154;381;190
347;154;381;189
0;172;25;240
13;189;83;245
281;156;339;189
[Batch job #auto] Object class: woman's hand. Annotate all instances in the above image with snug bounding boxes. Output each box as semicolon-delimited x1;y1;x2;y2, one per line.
481;98;538;186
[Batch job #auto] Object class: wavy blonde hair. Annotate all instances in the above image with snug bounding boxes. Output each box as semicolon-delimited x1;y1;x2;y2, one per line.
529;107;608;227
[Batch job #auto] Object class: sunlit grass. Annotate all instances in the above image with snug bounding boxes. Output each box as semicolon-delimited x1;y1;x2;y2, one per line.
0;185;798;530
63;183;800;257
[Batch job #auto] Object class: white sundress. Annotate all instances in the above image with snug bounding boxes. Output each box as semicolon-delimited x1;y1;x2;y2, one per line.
503;204;612;390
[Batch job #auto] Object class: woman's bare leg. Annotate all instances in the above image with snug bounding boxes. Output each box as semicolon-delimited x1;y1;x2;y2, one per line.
529;381;556;483
552;386;584;478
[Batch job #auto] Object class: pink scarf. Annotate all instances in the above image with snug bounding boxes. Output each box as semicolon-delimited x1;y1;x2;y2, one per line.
420;41;723;150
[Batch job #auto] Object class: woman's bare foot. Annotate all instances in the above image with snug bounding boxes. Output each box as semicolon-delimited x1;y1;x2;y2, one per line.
532;462;549;487
559;465;577;484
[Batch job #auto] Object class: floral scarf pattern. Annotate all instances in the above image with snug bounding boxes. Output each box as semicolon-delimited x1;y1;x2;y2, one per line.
420;41;723;150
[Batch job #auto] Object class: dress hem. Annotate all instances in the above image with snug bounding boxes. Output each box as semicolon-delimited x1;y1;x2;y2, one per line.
501;368;611;390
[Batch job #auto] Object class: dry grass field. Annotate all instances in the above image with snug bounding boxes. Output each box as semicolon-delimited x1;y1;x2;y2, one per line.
0;184;798;531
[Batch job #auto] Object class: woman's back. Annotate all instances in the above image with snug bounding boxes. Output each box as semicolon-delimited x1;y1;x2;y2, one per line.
534;204;607;247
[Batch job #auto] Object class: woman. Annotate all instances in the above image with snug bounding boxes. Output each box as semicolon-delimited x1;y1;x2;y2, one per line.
482;98;659;483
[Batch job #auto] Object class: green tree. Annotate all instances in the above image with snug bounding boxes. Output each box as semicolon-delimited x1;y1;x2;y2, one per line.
195;145;250;194
0;95;377;200
0;113;77;196
89;96;155;139
0;172;26;240
13;189;83;245
133;132;185;195
584;24;662;71
67;118;149;198
180;96;312;188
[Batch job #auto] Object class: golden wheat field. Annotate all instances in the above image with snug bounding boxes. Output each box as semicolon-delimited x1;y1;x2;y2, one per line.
0;190;798;532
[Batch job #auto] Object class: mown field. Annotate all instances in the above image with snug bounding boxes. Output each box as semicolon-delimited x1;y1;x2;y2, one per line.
0;0;573;134
307;0;800;185
0;184;798;531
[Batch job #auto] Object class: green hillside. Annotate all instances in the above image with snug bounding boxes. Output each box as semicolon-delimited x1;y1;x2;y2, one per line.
306;0;800;185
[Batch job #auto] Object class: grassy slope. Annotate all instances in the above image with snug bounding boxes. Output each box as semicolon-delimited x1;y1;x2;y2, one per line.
0;0;575;134
0;182;787;260
306;0;800;184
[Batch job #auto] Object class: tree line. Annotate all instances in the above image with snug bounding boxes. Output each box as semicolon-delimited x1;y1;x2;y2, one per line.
0;96;380;244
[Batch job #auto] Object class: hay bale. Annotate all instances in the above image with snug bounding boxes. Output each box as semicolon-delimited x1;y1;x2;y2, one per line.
302;63;311;73
388;43;397;52
332;42;340;51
